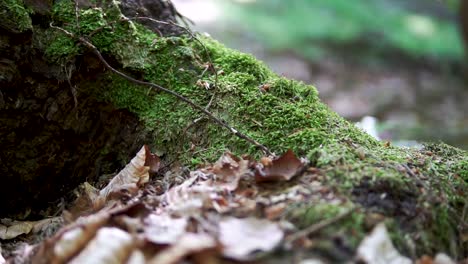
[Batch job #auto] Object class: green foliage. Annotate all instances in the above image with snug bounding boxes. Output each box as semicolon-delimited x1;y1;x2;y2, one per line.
222;0;464;61
0;0;32;32
287;203;366;248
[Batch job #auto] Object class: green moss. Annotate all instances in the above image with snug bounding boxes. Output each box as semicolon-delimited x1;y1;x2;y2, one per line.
0;0;32;32
40;1;467;257
287;203;366;248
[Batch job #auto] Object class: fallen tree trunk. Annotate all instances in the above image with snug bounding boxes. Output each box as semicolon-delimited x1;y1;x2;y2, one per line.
0;0;466;261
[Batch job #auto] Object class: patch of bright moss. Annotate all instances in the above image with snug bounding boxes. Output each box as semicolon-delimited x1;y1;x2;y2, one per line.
41;1;467;257
288;203;366;248
0;0;32;33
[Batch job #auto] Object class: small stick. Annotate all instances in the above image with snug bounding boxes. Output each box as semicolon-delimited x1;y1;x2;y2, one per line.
285;207;356;243
127;16;219;87
51;24;271;155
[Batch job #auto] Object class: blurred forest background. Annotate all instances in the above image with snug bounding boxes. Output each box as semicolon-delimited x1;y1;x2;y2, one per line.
173;0;468;149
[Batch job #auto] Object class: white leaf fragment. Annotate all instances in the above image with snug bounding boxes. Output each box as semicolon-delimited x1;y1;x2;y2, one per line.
219;217;283;260
144;214;188;244
148;233;216;264
69;227;134;264
0;245;5;264
53;212;109;262
0;221;34;240
356;223;411;264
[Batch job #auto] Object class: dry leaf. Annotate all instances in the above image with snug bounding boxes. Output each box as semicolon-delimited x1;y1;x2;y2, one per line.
67;182;100;220
148;233;217;264
260;156;273;166
163;175;213;215
126;250;146;264
34;212;110;264
219;217;283;260
69;227;134;264
95;145;159;208
210;152;249;191
0;245;5;264
255;150;304;183
356;223;411;264
299;259;326;264
417;255;434;264
264;203;287;220
433;253;456;264
0;220;34;240
0;217;60;241
144;145;161;173
144;214;188;244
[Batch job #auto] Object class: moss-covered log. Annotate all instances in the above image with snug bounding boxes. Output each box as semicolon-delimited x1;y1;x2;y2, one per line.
0;0;466;259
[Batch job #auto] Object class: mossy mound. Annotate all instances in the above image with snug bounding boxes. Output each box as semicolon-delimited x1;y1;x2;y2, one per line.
2;0;467;259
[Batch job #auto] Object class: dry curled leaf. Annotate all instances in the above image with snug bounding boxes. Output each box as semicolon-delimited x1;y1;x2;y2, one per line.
69;227;134;264
144;145;161;173
255;149;304;182
210;152;250;191
144;214;188;244
34;212;110;264
0;217;61;241
264;203;287;220
126;250;146;264
163;175;213;215
95;145;160;208
0;220;34;240
219;217;283;260
148;233;217;264
0;245;5;264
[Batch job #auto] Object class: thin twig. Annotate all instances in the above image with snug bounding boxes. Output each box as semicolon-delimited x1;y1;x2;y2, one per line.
50;24;271;155
285;207;356;243
86;15;218;88
127;16;219;87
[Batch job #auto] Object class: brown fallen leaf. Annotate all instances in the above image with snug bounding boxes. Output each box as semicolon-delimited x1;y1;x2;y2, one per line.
163;175;213;215
209;152;250;191
148;233;217;264
144;214;188;244
219;217;283;260
94;145;160;209
68;227;134;264
0;220;34;240
260;156;273;166
66;182;100;220
0;217;61;240
417;255;434;264
126;250;146;264
33;211;110;264
0;245;5;264
144;145;161;173
264;203;287;220
255;149;304;183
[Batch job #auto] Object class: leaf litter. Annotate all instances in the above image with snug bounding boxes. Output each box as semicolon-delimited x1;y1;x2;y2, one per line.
0;146;459;263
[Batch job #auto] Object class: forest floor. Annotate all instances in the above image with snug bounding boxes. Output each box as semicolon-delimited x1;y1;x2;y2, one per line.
0;1;466;263
2;147;460;263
